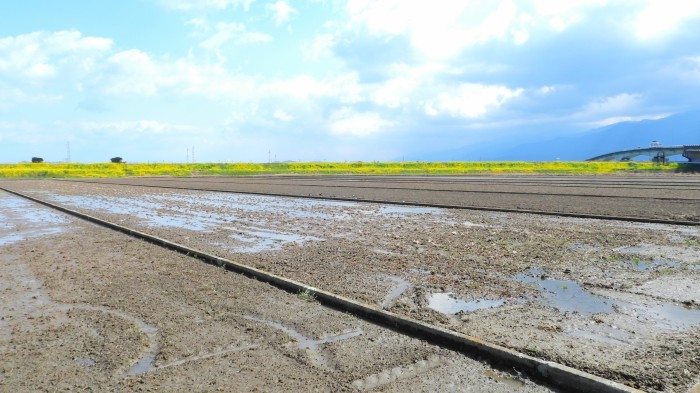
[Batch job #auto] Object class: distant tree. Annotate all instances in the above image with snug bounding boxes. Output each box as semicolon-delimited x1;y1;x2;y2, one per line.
31;157;44;163
110;157;124;163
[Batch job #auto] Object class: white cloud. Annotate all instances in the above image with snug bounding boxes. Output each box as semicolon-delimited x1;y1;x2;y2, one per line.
273;110;294;121
268;1;296;25
634;0;700;40
159;0;254;11
345;0;614;58
0;87;63;110
302;34;335;60
536;85;557;95
200;22;273;50
532;0;608;31
79;120;198;135
102;49;257;98
261;73;363;103
584;113;671;128
425;83;523;118
0;30;112;80
582;93;643;115
366;63;444;108
329;108;394;136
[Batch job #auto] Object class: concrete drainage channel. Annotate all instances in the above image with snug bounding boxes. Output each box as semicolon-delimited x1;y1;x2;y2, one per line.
1;187;644;393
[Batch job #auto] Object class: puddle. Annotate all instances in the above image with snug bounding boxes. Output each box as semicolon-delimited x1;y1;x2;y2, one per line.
483;370;525;389
516;270;617;314
380;276;411;309
517;269;700;330
377;205;442;216
427;293;505;314
0;194;68;225
567;325;636;346
76;358;96;367
623;303;700;330
0;228;64;246
568;243;597;252
0;194;69;246
48;194;214;231
0;234;25;246
625;258;680;271
462;221;486;228
225;229;320;253
150;193;343;221
45;193;323;252
615;244;700;264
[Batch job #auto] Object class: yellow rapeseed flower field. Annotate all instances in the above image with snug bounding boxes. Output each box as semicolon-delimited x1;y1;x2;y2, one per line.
0;161;686;178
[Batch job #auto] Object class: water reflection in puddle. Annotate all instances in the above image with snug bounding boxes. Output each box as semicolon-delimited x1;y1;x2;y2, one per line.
377;205;442;216
45;193;324;252
517;269;700;330
515;270;615;314
0;193;68;246
483;370;525;389
380;276;411;309
625;258;680;271
427;293;504;314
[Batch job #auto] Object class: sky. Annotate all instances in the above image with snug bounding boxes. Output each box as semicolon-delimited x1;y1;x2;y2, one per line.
1;0;700;163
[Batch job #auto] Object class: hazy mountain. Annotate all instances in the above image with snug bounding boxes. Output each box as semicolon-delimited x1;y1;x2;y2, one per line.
425;111;700;161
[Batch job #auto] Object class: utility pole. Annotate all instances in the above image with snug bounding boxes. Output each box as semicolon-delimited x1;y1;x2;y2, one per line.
192;146;195;163
186;148;189;163
268;150;271;164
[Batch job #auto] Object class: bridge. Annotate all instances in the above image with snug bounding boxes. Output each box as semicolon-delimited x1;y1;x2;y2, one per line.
587;145;700;163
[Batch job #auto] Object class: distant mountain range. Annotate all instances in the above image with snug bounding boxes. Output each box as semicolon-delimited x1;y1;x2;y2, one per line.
426;111;700;161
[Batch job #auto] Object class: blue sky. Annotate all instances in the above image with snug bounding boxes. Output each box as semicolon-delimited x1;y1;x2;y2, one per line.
1;0;699;163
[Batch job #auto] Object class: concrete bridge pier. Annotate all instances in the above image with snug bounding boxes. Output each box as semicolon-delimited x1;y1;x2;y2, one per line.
683;145;700;163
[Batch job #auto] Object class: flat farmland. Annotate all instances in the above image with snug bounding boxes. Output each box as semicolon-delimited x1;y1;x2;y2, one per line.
63;174;700;223
0;188;550;393
1;175;699;392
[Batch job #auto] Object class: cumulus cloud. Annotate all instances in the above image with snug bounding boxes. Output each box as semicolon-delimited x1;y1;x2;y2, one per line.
634;0;700;40
273;110;294;121
102;49;256;98
344;0;612;59
581;93;643;116
302;34;335;60
0;30;112;80
329;108;394;136
0;87;63;110
267;1;296;25
159;0;255;11
200;22;273;50
584;113;671;128
79;120;198;135
425;83;524;119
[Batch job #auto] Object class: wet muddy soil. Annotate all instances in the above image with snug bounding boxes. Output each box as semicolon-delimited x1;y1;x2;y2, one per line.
0;189;551;392
2;179;699;392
